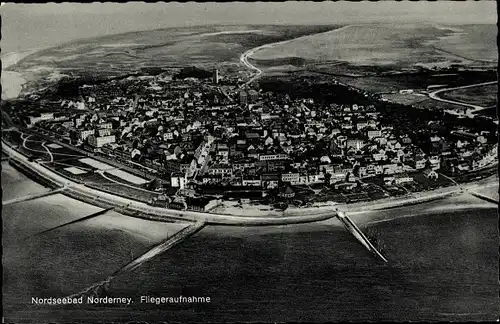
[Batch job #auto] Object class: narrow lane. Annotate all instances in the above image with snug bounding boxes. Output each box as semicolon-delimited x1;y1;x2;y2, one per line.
239;25;352;87
427;81;498;116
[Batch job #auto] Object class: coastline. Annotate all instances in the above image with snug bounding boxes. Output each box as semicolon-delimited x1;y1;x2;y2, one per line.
1;49;40;99
3;138;497;226
2;42;497;225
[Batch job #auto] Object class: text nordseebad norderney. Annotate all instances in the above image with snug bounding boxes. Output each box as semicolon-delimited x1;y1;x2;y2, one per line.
32;296;211;305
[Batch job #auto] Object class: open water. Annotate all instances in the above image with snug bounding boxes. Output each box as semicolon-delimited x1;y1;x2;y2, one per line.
2;162;498;322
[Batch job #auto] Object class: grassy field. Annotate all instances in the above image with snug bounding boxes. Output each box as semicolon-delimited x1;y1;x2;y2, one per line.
380;93;429;105
11;25;339;78
87;183;159;203
250;24;497;70
441;83;498;107
325;70;497;92
412;98;469;111
431;25;498;63
7;23;497;95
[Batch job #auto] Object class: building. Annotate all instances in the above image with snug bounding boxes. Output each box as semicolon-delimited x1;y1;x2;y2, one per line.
334;182;358;190
411;158;426;169
242;175;261;187
171;174;187;188
79;129;95;140
208;164;233;176
239;90;248;106
261;173;280;189
96;128;112;137
27;112;55;127
259;154;289;161
168;196;187;210
62;120;74;128
213;69;219;84
88;134;116;148
367;130;382;139
451;131;487;144
394;173;413;184
150;195;169;207
382;163;403;175
356;121;368;130
278;185;295;199
423;168;439;180
428;156;441;170
187;197;221;212
247;89;259;102
163;132;174;141
98;122;113;129
281;172;300;183
346;139;365;151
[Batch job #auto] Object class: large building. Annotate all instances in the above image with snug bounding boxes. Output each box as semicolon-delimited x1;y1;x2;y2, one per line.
281;172;300;183
27;112;55;127
239;90;248;106
247;89;259;102
451;130;487;144
213;69;219;84
259;153;289;161
367;129;382;139
96;128;112;137
346;138;365;151
88;134;116;147
79;129;95;140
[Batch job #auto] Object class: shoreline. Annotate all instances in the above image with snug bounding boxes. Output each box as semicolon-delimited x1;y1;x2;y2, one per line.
1;50;41;100
3;139;497;226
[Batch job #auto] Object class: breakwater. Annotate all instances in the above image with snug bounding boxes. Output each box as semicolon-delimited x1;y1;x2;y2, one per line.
3;187;65;206
336;211;388;263
469;192;498;204
27;207;115;239
65;221;205;299
4;138;491;226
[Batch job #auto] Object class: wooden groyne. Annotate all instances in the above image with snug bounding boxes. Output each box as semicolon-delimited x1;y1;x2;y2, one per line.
65;221;205;299
3;188;65;206
26;207;115;239
469;192;498;204
336;211;388;263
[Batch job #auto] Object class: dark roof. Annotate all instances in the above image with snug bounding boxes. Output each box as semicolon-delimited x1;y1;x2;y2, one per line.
279;185;295;194
261;174;280;181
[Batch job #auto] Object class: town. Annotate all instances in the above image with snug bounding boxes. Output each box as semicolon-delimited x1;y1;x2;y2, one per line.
3;66;497;212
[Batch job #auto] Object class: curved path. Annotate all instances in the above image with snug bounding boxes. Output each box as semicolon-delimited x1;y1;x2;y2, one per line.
3;140;336;226
96;170;159;194
41;142;54;162
5;136;496;225
428;81;498;117
239;25;352;86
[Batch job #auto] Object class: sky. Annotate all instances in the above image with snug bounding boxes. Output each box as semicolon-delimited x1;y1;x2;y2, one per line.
1;1;497;53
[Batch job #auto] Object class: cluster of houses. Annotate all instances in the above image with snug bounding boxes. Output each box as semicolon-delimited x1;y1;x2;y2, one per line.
17;72;497;203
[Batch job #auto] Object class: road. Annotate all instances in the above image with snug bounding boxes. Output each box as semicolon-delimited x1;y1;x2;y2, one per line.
5;134;498;225
96;170;158;194
239;25;352;87
427;81;498;117
41;142;54;162
3;139;337;225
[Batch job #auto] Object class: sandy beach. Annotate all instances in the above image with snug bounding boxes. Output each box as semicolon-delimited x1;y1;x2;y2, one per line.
210;173;498;219
82;211;188;244
1;49;39;99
